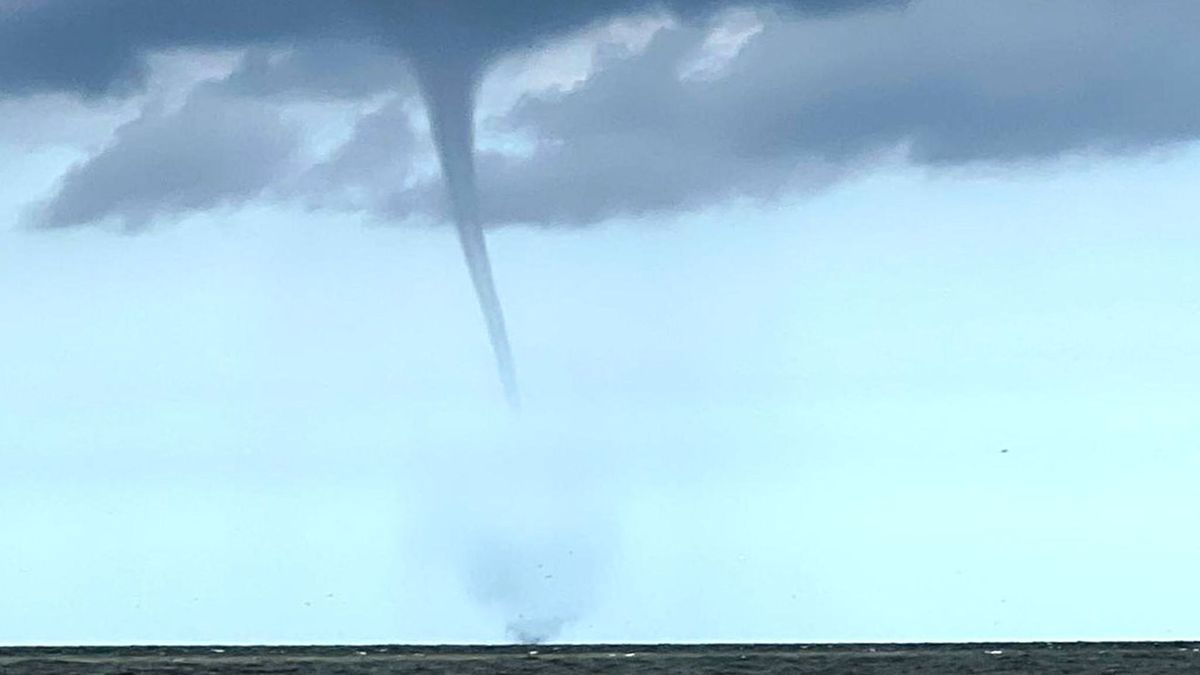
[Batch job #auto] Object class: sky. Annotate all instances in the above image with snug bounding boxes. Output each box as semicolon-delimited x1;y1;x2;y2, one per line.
1;0;1199;644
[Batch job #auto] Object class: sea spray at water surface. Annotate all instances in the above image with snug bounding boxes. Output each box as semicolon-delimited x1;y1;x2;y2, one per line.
403;412;624;643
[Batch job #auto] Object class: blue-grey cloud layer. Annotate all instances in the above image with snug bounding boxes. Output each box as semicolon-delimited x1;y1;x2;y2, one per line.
468;0;1200;225
37;85;298;229
0;0;895;96
5;0;1198;229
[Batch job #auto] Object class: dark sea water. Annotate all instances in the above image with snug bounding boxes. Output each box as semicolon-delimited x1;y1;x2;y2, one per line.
2;643;1198;674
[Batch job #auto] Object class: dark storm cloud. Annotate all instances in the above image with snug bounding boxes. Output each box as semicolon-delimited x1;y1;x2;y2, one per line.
33;85;298;229
287;98;419;213
0;0;900;98
0;0;345;98
2;0;902;231
6;0;1200;229
454;0;1200;226
223;42;408;101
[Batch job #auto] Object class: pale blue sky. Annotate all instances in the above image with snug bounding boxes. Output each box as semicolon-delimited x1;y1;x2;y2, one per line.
4;144;1199;643
2;0;1200;645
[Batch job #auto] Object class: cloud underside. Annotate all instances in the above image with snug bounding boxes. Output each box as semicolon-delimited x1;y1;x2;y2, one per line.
7;0;1200;229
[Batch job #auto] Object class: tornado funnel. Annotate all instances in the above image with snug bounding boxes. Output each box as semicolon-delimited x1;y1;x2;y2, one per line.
416;59;520;409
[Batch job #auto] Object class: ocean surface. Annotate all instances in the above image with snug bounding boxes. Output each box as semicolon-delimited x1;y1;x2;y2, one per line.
3;643;1200;673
